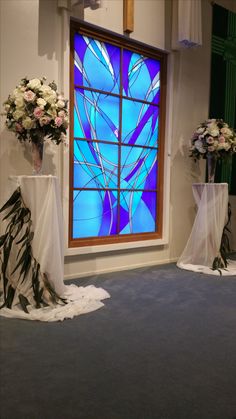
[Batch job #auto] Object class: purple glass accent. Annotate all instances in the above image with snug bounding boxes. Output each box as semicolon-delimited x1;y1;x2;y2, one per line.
97;190;117;236
141;191;156;220
143;160;158;190
122;50;130;96
124;157;145;183
74;34;88;86
128;105;158;146
119;197;130;232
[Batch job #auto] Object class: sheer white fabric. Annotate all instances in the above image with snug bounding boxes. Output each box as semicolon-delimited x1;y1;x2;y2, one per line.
172;0;202;49
0;176;110;321
177;183;236;276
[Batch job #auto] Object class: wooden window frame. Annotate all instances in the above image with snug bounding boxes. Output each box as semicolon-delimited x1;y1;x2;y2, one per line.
69;19;167;248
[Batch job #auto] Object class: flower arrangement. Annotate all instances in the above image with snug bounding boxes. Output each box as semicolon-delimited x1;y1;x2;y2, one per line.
190;119;236;161
3;77;69;145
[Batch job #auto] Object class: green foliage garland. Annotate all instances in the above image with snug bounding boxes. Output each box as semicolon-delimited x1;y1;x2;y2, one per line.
0;188;66;313
211;203;232;275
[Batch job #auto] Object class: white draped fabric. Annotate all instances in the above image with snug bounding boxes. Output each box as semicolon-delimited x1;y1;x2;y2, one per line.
177;183;236;276
0;176;110;321
57;0;100;11
172;0;202;49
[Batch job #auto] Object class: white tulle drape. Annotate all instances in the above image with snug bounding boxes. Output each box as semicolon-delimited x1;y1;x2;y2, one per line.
0;176;110;321
177;183;236;276
172;0;202;49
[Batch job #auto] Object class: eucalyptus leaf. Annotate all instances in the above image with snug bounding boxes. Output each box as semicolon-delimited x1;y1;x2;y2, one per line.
16;226;30;245
11;245;30;275
20;253;32;282
6;285;15;309
12;219;24;240
0;189;21;213
18;294;30;314
2;199;21;220
2;235;14;275
0;233;8;248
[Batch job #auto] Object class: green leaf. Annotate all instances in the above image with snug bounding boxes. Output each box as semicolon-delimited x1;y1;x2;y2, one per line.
2;235;14;276
16;227;30;245
6;285;15;309
2;274;9;301
11;245;30;275
0;189;21;213
12;219;24;240
0;233;8;248
18;294;30;314
20;253;32;282
2;199;21;220
16;207;31;223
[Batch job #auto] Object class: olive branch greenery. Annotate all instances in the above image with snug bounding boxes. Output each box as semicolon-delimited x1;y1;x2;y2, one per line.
0;188;66;313
211;203;232;275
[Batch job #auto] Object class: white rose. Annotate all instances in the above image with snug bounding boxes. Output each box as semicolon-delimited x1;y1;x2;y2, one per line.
46;94;57;104
14;95;25;108
37;98;47;108
13;109;25;120
207;119;216;123
207;127;219;137
4;103;11;111
194;139;203;150
57;100;65;109
221;127;232;137
13;87;22;98
22;117;34;129
27;78;41;90
58;110;65;118
224;143;231;151
47;108;57;118
196;127;205;134
40;85;52;94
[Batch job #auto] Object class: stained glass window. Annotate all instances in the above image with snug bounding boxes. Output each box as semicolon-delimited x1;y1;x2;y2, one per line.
70;24;166;246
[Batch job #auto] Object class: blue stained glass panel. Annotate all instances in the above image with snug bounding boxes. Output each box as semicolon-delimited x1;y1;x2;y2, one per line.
73;190;118;238
74;140;118;189
74;89;119;142
121;99;159;147
74;33;120;94
123;49;160;103
119;191;156;234
120;145;157;190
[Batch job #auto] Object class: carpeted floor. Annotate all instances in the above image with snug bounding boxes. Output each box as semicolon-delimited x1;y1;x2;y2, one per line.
0;260;236;419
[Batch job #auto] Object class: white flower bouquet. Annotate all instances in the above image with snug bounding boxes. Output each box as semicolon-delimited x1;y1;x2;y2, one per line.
190;119;236;160
3;77;69;144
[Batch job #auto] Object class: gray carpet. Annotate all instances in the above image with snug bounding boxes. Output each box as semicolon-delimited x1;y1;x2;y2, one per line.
1;261;236;419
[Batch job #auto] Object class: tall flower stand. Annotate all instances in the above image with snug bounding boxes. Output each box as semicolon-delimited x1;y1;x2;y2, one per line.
0;176;110;321
177;183;236;276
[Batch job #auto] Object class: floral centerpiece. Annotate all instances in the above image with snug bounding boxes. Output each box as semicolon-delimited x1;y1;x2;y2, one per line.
3;77;69;173
189;118;236;182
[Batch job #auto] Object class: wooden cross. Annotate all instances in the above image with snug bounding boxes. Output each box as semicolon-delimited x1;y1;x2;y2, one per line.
123;0;134;34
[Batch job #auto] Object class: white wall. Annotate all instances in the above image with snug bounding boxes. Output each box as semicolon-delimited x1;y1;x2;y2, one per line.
0;0;235;281
0;0;62;201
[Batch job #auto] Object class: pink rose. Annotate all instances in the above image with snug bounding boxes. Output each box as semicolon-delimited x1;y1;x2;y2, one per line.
23;90;36;102
207;146;215;152
58;110;65;118
219;136;225;143
34;107;44;119
207;136;214;144
55;116;63;127
15;123;23;132
39;116;51;126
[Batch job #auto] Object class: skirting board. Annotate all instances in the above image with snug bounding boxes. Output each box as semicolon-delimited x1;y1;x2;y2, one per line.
64;257;178;281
